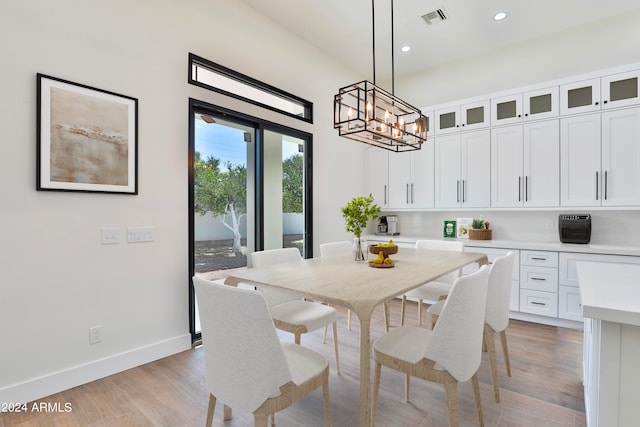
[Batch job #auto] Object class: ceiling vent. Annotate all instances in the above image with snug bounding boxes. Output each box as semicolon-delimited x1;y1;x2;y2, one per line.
421;7;449;25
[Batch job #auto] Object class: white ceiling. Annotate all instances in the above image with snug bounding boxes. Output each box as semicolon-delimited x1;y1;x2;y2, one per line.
239;0;640;81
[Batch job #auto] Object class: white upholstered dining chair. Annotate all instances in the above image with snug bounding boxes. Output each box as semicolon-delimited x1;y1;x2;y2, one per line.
400;239;465;326
193;276;331;427
319;241;390;332
372;265;490;427
428;251;515;403
251;247;340;374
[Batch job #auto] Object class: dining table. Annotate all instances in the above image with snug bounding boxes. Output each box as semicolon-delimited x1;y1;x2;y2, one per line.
224;247;488;427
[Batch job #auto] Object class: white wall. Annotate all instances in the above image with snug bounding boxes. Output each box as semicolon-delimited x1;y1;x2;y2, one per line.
0;0;365;402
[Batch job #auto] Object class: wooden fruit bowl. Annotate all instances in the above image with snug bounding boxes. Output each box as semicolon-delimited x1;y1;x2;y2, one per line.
369;244;398;258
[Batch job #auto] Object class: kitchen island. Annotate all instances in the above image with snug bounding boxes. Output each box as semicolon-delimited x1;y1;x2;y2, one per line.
577;262;640;427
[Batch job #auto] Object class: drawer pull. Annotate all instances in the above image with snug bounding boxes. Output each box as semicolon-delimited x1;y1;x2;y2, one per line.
531;277;547;281
531;301;547;306
531;257;547;261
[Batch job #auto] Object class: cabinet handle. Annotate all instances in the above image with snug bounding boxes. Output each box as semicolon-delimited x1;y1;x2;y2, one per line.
595;101;599;106
531;277;547;281
518;176;522;202
457;180;460;203
604;170;608;200
525;176;529;202
462;180;466;203
531;257;547;261
406;183;409;204
384;185;387;205
411;183;414;204
595;171;599;200
531;301;547;306
603;100;608;104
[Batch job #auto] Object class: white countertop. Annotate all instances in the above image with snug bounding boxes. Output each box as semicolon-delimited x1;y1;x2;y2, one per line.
366;234;640;257
576;262;640;326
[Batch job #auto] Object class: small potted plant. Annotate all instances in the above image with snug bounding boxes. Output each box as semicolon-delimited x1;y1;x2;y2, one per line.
341;194;381;261
469;218;492;240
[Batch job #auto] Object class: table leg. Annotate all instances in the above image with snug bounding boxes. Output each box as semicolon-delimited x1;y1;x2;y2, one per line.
358;309;373;427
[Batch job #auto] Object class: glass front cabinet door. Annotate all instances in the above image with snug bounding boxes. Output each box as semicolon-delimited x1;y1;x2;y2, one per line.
601;70;640;110
523;86;559;121
560;78;601;116
491;93;523;127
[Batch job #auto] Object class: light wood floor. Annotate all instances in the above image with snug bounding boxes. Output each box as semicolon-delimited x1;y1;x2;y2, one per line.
0;299;586;427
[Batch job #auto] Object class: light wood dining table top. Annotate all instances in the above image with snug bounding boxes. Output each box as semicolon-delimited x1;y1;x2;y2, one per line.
224;247;488;426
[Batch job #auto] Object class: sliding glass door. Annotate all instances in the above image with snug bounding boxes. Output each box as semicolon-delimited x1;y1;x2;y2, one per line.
189;101;312;339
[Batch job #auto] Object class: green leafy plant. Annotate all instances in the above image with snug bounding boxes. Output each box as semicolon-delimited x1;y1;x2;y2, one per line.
471;218;485;230
341;194;381;238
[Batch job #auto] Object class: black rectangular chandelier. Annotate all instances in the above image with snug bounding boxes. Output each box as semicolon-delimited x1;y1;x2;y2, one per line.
334;80;428;152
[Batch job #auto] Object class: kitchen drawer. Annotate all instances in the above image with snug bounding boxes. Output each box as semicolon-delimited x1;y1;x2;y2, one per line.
520;289;558;317
558;285;583;321
521;250;558;268
520;265;558;292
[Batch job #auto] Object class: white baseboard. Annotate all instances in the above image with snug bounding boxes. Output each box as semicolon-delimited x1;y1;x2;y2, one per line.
0;334;192;404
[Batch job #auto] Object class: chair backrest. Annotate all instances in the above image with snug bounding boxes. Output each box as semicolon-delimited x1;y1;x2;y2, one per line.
193;276;291;414
485;252;515;333
415;239;465;284
425;265;490;382
250;247;303;306
319;241;352;257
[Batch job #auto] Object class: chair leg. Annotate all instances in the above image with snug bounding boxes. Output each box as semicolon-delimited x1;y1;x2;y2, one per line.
206;394;216;427
372;361;382;427
383;302;390;332
404;373;411;402
323;325;328;344
254;412;269;427
223;404;232;421
418;299;423;326
443;380;460;427
400;295;406;326
270;413;275;426
294;333;301;345
484;326;500;403
347;309;352;331
332;321;340;375
471;373;485;427
322;376;332;427
500;329;512;377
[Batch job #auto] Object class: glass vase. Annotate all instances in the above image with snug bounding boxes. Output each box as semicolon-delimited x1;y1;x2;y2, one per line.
353;237;368;262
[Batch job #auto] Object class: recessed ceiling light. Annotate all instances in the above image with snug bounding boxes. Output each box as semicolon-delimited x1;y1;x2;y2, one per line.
493;11;507;21
401;45;411;53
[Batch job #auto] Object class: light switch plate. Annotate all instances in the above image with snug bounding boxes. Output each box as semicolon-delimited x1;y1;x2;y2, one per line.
101;227;120;245
127;226;154;243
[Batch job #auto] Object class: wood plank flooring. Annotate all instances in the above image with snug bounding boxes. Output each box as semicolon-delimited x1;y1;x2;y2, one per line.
0;299;586;426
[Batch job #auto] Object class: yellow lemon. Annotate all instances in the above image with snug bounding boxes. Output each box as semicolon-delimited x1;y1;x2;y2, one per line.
384;257;392;265
374;257;383;264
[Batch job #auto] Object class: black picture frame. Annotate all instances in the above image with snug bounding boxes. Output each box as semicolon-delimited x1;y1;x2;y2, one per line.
36;73;138;194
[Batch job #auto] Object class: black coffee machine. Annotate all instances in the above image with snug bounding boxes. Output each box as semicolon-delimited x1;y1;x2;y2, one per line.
377;216;388;234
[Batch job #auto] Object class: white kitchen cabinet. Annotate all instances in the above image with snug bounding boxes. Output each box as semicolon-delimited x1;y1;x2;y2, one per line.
559;286;583;322
601;69;640;110
561;69;640;116
367;148;389;208
491;121;559;208
601;107;640;206
434;130;490;208
523;86;559;121
561;108;640;207
435;100;489;135
560;78;601;116
388;142;434;209
560;113;602;207
491;93;523;127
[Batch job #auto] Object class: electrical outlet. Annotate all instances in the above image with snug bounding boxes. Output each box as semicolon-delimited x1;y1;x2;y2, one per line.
89;326;102;344
101;227;120;245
